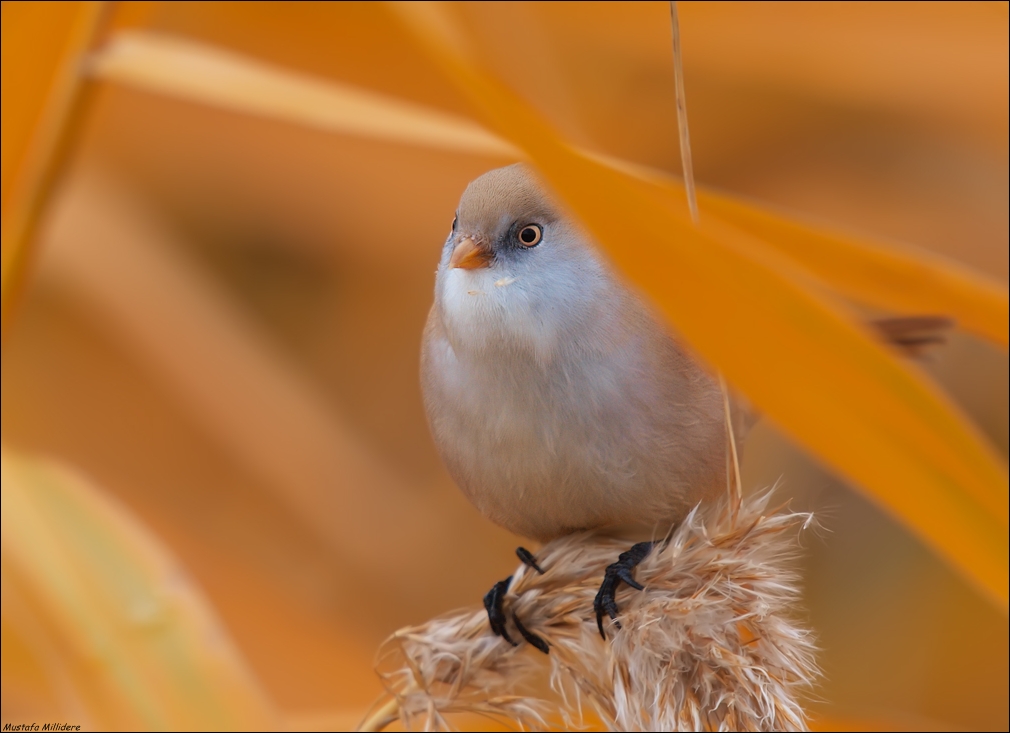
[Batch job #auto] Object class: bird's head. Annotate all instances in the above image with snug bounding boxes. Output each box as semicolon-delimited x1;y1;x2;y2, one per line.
434;164;614;362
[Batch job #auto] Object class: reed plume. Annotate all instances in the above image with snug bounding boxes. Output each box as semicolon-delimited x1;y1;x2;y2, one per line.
360;489;818;732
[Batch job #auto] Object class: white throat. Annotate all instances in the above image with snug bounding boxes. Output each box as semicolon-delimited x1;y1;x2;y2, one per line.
439;266;562;364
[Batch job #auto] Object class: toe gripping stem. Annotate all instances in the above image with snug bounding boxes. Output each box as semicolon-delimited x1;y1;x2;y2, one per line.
594;541;654;639
483;576;515;645
482;547;549;654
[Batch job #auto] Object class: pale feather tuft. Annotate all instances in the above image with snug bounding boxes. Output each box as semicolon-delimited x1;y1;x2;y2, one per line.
362;490;819;731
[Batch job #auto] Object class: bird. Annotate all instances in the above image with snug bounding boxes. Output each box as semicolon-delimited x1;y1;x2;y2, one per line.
420;163;949;648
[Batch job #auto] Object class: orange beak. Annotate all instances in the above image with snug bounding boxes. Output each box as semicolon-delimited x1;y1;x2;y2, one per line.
449;237;493;270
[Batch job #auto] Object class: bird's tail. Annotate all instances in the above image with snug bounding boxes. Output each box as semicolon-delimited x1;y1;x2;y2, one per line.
870;314;954;358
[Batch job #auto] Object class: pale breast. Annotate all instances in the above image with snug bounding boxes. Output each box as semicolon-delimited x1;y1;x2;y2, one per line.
421;306;731;542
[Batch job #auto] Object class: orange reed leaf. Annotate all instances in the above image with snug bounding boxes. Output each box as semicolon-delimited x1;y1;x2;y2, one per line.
388;1;1009;612
1;0;104;340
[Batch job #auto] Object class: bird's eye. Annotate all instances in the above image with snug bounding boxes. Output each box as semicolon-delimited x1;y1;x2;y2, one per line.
518;224;542;247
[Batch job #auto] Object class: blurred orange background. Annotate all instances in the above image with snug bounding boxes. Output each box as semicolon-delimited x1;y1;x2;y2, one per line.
2;2;1007;730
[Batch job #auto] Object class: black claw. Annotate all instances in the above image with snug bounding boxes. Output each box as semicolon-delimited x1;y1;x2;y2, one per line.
512;612;550;654
516;546;545;574
616;567;644;590
593;541;654;640
483;576;517;646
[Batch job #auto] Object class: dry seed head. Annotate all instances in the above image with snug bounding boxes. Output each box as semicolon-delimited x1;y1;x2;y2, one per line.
366;490;819;732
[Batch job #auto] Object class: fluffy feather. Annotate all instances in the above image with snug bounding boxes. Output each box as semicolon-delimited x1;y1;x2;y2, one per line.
421;164;741;541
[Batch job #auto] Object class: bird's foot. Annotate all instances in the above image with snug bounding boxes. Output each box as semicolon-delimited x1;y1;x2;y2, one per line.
512;611;550;654
482;547;549;654
516;545;545;574
483;576;516;645
594;541;654;639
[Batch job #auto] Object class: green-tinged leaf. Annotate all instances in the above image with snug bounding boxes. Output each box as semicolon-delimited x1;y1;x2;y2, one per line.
388;1;1009;611
1;450;277;730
